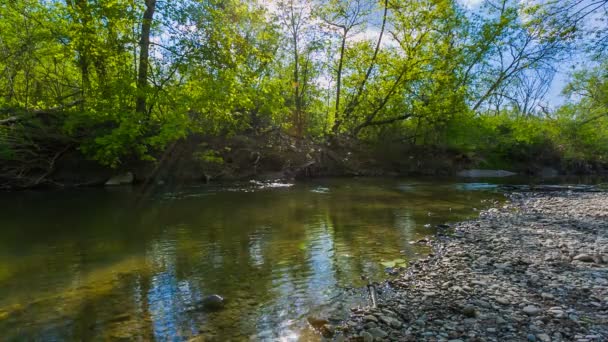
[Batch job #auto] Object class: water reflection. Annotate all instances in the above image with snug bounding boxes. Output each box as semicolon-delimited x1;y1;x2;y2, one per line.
0;178;502;341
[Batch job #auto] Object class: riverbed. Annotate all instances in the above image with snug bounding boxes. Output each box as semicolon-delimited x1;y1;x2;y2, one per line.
0;178;504;340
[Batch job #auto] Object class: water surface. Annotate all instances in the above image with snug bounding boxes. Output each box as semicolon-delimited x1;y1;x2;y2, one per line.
0;178;502;341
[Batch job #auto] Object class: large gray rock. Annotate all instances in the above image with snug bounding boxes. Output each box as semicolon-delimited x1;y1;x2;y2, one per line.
458;169;516;178
105;172;134;186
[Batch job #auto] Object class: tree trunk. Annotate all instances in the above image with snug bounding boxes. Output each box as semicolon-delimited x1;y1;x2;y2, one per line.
342;0;388;122
136;0;156;115
293;33;302;137
331;33;347;134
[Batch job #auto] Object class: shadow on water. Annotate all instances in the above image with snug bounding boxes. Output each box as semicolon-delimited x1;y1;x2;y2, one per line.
0;178;505;341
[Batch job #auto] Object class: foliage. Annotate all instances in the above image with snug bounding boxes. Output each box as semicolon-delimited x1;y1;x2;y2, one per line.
0;0;607;184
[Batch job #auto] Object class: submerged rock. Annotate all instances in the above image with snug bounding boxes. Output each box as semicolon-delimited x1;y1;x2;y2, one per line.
307;316;329;331
199;294;225;311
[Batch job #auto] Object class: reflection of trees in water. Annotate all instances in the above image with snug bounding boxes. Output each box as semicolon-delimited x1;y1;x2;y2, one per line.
0;180;503;340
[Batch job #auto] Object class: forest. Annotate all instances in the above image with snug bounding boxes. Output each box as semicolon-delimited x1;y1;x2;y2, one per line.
1;0;607;188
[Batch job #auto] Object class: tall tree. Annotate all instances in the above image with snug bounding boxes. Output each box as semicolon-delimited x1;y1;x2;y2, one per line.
277;0;316;137
136;0;157;115
318;0;373;134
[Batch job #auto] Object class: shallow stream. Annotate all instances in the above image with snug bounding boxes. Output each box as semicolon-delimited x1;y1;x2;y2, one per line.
0;178;504;340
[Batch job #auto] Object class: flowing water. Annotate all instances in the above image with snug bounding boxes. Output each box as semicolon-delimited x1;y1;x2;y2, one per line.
0;178;504;341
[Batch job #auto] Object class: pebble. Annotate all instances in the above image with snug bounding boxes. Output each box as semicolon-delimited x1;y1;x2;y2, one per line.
496;297;510;305
340;192;608;341
363;315;377;323
573;254;594;262
462;306;477;318
523;305;541;316
368;327;388;338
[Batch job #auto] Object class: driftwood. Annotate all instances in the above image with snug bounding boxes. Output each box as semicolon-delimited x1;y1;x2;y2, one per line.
367;282;378;308
0;99;84;189
0;116;19;125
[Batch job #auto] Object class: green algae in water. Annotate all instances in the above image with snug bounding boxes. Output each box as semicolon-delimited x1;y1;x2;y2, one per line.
380;258;407;268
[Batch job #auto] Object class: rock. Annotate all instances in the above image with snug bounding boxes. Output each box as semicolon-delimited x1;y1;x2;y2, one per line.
496;297;510;305
381;315;402;329
361;331;373;342
321;324;335;338
548;308;565;318
105;172;134;186
457;169;516;178
339;192;608;341
537;333;551;342
541;293;554;300
573;254;594;262
199;294;225;311
494;262;511;270
462;306;477;318
451;285;463;292
363;315;378;323
364;322;377;329
368;327;388;339
307;316;329;331
523;305;541;316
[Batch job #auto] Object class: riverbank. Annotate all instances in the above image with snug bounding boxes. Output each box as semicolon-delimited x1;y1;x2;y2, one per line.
3;130;607;190
337;191;608;341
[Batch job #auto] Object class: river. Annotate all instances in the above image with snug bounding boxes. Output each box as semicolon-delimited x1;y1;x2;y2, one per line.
0;178;504;341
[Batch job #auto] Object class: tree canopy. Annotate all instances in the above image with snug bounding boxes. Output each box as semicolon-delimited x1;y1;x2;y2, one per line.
1;0;607;187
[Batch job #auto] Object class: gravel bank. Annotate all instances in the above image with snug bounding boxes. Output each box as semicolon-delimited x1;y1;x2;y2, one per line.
338;191;608;342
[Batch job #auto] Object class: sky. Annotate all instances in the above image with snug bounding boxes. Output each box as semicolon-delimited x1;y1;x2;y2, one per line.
456;0;578;105
259;0;595;107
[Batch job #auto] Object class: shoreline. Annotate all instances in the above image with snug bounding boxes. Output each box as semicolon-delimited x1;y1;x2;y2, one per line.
336;191;608;342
